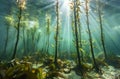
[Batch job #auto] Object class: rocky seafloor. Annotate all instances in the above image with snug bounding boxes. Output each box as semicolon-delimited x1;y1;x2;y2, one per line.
0;55;120;79
51;66;120;79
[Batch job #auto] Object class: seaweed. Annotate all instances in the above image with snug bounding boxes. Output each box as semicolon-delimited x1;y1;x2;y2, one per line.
73;0;83;75
54;0;60;66
12;0;26;59
12;8;22;59
0;0;120;79
75;0;84;62
85;0;100;73
97;0;107;61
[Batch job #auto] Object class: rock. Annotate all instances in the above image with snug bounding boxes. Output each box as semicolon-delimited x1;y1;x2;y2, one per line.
63;68;71;74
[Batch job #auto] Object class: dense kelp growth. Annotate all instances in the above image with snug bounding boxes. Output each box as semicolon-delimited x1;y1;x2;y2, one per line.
0;0;120;79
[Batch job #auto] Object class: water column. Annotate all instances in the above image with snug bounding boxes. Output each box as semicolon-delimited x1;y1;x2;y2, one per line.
61;0;72;56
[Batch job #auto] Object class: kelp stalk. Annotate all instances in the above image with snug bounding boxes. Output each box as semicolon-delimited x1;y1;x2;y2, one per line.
76;0;83;61
12;0;26;59
54;0;59;65
85;0;100;72
73;0;82;67
12;8;22;59
98;0;107;60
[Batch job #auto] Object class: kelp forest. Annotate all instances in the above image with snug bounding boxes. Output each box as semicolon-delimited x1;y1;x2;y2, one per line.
0;0;120;79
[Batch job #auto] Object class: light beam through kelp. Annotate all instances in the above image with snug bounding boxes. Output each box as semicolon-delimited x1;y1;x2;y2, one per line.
0;0;120;78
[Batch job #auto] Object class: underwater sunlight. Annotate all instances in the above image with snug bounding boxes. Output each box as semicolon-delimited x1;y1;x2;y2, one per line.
0;0;120;79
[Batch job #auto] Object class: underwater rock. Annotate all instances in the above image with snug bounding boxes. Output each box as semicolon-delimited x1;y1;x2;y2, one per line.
101;66;120;79
63;68;71;74
66;60;77;69
85;66;120;79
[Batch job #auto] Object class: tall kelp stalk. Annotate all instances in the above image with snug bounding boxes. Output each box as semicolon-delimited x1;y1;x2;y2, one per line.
76;0;84;61
97;0;107;61
12;0;26;59
54;0;59;65
46;15;50;54
85;0;100;72
73;0;83;75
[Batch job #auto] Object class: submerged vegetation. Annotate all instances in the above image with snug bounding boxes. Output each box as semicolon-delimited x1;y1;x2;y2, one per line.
97;0;107;61
12;0;25;59
85;0;100;73
0;0;120;79
54;0;60;66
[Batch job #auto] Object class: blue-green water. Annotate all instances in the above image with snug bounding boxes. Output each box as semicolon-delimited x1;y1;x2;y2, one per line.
0;0;120;79
0;0;120;58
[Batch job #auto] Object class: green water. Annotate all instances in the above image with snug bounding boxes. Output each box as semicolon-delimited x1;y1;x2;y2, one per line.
0;0;120;79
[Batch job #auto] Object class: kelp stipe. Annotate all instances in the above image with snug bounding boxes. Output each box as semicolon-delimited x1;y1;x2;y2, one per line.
12;0;26;59
54;0;60;66
73;0;83;75
76;0;84;62
97;0;107;61
85;0;100;73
